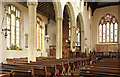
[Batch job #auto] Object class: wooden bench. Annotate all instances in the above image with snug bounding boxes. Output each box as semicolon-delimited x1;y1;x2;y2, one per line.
5;57;90;76
79;58;120;77
6;58;28;64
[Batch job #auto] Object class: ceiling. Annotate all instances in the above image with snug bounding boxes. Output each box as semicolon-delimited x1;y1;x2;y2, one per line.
87;2;120;15
19;2;55;21
18;2;120;21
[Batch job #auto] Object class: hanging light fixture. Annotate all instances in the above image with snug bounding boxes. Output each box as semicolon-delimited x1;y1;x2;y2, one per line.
44;18;50;43
1;4;10;39
85;37;87;48
44;34;50;43
44;4;50;43
2;28;10;38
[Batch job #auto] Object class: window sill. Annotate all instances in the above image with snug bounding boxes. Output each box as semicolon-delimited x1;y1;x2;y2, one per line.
98;43;118;44
6;50;23;51
37;50;42;52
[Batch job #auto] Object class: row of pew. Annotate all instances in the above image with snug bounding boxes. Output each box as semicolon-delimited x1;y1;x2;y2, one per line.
0;57;90;77
80;58;120;77
6;57;56;64
3;53;119;77
89;52;120;60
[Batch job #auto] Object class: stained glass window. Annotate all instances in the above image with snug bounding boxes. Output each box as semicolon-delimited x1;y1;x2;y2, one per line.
110;23;113;42
37;17;42;50
6;5;20;48
99;13;118;43
114;23;118;42
103;24;106;42
107;22;109;42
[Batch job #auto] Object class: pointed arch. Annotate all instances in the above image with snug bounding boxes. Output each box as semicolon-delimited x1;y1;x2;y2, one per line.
63;2;76;27
77;13;85;52
52;0;62;19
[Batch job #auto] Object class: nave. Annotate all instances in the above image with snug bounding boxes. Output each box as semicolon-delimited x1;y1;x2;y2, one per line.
0;0;120;77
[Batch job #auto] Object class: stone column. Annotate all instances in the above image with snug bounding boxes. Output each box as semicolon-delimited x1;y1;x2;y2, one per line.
27;1;38;62
81;31;85;52
71;27;76;50
56;18;63;59
118;5;120;52
0;1;3;63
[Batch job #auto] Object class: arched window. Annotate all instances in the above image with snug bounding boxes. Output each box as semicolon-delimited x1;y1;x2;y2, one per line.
6;5;21;48
37;17;42;50
99;13;118;43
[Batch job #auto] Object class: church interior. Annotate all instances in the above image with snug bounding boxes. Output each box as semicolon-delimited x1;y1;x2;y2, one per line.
0;0;120;77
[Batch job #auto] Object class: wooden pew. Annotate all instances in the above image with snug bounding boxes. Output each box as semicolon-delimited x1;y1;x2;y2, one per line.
0;71;10;77
6;57;28;64
32;58;89;75
5;57;90;76
0;63;34;77
80;58;120;77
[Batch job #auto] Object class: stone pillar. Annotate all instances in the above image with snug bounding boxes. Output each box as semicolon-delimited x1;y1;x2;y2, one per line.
118;5;120;52
56;18;63;59
71;27;76;50
81;31;85;52
27;1;38;62
0;1;3;63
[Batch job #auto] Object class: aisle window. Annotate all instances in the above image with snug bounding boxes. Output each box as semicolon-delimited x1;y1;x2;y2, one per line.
37;17;43;50
6;5;20;48
98;13;118;43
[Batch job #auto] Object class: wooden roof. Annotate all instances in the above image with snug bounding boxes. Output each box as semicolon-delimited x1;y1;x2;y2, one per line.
19;2;55;21
19;2;120;20
87;2;120;15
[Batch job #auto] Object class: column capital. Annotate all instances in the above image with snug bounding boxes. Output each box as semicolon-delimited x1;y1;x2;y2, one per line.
27;1;38;6
71;26;77;29
56;17;63;21
81;30;84;32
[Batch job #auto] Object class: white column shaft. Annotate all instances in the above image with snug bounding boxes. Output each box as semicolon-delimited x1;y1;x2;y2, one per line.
71;27;76;50
118;5;120;52
81;31;85;52
56;18;63;59
27;2;38;62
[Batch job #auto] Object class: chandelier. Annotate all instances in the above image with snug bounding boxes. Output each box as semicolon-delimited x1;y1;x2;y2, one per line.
1;5;10;38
